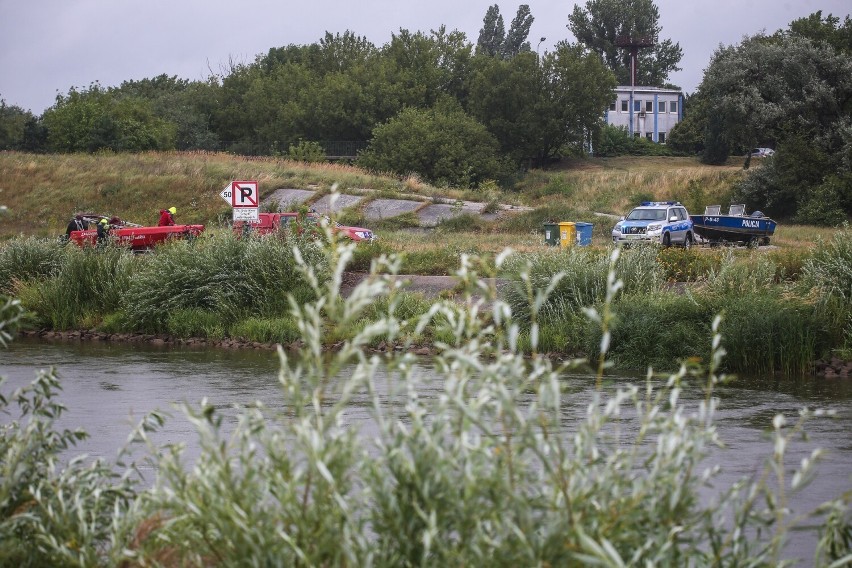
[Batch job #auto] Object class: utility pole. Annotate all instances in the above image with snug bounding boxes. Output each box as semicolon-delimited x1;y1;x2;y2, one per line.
616;35;654;137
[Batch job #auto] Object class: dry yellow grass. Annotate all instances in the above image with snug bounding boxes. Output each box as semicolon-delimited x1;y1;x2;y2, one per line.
529;156;746;216
0;151;411;237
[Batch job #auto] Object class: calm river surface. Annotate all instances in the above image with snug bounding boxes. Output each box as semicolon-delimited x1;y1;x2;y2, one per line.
2;337;851;564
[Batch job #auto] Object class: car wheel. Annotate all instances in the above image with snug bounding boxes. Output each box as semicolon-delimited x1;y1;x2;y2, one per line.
683;233;692;249
663;233;671;247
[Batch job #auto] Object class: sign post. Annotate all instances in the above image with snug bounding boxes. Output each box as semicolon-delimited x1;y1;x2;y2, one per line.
220;180;259;221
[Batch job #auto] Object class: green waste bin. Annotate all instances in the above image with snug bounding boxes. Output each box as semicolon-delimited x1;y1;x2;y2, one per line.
543;222;559;246
558;222;576;249
575;222;594;246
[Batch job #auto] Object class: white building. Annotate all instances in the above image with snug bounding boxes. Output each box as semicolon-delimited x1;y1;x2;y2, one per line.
605;86;683;144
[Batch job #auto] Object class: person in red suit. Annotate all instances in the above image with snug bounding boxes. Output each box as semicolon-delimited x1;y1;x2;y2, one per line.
158;207;177;226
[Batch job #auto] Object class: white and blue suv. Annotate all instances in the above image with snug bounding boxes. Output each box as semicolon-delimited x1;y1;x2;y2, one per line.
611;201;694;247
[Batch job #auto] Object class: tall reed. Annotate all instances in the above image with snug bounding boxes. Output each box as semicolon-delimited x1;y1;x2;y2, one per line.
0;236;66;294
123;232;328;332
22;245;135;329
801;224;852;304
501;244;662;324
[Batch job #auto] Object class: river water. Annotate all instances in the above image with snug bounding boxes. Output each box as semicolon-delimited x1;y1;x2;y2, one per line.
2;337;851;564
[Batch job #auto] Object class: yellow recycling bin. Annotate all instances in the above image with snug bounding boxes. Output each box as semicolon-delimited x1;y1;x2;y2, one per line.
558;222;576;248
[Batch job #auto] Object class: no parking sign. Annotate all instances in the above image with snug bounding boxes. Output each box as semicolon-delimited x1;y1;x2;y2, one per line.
220;180;259;221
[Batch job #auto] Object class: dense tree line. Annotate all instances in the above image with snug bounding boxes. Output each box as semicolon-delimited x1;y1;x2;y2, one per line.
670;11;852;224
0;5;616;189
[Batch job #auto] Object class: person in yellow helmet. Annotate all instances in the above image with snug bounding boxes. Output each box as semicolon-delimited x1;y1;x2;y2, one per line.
96;218;110;247
158;207;177;226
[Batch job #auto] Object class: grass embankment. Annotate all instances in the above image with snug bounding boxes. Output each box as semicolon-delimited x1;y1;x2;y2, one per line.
0;151;430;239
2;151;850;375
0;151;801;243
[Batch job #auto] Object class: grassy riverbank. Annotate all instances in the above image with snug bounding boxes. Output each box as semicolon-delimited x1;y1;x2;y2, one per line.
1;151;850;374
2;224;850;376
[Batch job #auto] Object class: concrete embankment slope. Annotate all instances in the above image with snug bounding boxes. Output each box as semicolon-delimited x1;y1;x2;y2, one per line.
265;188;528;227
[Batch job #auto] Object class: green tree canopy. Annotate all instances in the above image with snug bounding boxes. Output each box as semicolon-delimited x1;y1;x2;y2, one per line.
502;4;534;58
567;0;682;86
476;5;506;57
786;10;852;54
0;99;33;151
698;27;852;223
357;102;505;188
42;84;175;152
701;34;852;156
476;4;534;59
469;45;615;165
114;75;220;151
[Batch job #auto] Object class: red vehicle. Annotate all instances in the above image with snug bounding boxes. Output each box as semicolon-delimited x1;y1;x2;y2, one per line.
68;213;204;252
233;212;375;242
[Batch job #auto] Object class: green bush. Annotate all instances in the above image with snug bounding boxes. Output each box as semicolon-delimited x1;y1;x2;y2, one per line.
656;247;724;282
0;368;136;567
702;250;778;296
801;225;852;353
595;124;673;157
716;293;823;376
286;139;326;162
357;105;506;188
802;224;852;304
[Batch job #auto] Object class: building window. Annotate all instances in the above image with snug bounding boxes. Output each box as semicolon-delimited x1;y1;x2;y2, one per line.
658;101;666;113
621;99;628;112
659;132;666;144
645;100;653;113
634;100;641;112
646;132;653;141
670;101;678;113
609;100;617;111
634;132;641;138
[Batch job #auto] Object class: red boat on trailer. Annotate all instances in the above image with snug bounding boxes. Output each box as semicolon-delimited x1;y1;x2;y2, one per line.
68;213;204;252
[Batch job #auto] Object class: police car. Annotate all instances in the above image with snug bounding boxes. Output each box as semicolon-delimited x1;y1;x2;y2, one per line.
611;201;694;247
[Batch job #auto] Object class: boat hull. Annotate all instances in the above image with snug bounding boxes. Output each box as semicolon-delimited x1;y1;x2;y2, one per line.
690;215;776;244
70;224;205;251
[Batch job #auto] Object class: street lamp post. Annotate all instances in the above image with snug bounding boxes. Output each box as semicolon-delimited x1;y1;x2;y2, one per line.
536;37;546;59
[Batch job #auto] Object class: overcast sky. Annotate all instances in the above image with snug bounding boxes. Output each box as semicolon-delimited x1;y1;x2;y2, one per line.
1;0;849;114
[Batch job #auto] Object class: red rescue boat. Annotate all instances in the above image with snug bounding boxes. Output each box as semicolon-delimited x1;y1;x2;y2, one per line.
68;213;204;252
